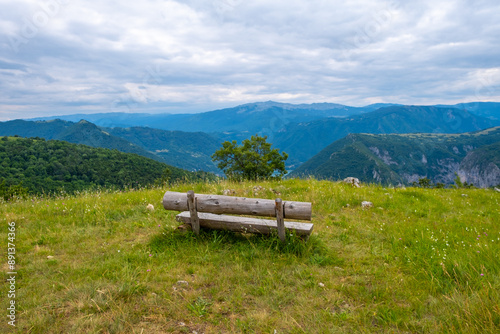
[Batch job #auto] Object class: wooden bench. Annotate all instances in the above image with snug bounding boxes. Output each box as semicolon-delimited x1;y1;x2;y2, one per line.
162;191;313;241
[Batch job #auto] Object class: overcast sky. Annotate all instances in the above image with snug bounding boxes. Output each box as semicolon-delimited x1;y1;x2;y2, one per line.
1;0;500;120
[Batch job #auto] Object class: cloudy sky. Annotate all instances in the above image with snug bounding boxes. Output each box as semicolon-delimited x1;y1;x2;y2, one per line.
1;0;500;120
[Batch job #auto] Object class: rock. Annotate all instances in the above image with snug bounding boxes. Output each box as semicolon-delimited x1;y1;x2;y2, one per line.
146;204;154;211
176;280;189;286
47;255;54;259
343;177;361;188
361;201;373;208
318;282;325;287
253;185;264;192
222;189;236;196
494;187;500;193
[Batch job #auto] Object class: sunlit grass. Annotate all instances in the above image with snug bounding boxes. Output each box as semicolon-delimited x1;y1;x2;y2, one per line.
1;179;499;333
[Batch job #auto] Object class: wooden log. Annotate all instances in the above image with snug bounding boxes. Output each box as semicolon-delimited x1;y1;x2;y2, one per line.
275;198;285;242
187;191;200;235
176;212;314;237
163;191;312;220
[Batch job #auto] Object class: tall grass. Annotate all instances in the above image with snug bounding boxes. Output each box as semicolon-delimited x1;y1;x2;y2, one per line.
1;179;499;333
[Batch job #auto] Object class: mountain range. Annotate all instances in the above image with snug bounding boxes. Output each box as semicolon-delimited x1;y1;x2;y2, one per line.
3;101;500;186
272;105;499;167
291;127;500;187
30;101;500;130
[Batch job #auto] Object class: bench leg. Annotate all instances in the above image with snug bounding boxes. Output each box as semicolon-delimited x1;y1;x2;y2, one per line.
275;198;285;242
187;190;200;235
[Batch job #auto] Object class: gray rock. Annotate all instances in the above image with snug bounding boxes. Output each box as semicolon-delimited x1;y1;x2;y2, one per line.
361;201;373;208
343;177;361;188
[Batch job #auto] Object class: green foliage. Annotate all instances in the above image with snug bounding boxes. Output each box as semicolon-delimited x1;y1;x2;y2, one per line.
412;177;436;188
453;173;475;189
0;179;28;201
212;135;288;181
0;136;214;195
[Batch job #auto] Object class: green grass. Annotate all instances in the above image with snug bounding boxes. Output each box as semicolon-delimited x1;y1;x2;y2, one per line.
1;179;499;333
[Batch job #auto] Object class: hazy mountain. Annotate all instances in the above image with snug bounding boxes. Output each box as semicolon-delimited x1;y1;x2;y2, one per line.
273;106;500;168
438;102;500;120
29;101;370;132
291;127;500;187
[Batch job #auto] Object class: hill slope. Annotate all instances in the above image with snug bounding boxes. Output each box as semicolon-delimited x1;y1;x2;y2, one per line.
291;127;500;187
0;119;220;173
106;127;220;173
0;136;212;195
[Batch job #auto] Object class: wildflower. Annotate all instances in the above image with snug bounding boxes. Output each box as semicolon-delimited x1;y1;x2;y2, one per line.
481;273;484;276
149;254;152;257
147;269;151;272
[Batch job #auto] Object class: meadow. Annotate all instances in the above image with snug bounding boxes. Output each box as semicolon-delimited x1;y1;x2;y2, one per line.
1;179;499;333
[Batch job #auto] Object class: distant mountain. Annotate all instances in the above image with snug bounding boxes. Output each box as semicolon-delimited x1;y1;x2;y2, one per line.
273;106;500;168
14;102;500;173
437;102;500;120
30;101;370;132
0;119;220;173
291;127;500;188
0;136;213;195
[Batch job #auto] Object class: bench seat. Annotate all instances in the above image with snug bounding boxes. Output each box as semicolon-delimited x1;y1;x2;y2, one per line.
176;211;314;237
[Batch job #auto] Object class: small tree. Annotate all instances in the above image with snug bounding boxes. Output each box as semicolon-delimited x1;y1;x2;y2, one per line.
212;135;288;181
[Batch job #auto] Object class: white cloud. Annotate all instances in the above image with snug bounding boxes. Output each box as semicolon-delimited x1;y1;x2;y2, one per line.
0;0;499;119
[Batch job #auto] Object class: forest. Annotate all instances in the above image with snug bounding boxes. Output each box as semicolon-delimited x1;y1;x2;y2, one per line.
0;136;214;199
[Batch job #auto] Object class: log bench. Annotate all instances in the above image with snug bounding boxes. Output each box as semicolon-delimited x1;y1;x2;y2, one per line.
162;191;313;241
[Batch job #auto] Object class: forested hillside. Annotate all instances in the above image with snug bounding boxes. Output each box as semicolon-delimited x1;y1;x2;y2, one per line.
291;127;500;187
106;127;220;173
0;119;220;173
0;136;213;197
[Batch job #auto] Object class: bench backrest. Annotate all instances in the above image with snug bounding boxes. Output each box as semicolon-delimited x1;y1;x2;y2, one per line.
162;191;312;221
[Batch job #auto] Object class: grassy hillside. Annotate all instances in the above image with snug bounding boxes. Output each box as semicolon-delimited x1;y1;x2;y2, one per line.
1;179;499;333
0;136;213;196
292;127;500;187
